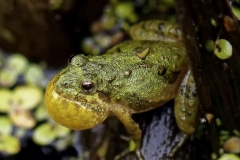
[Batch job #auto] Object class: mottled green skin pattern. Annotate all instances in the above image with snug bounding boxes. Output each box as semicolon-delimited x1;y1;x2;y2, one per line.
47;20;199;159
55;40;187;113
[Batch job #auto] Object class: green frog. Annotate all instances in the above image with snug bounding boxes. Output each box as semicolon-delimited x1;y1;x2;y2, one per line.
44;20;199;159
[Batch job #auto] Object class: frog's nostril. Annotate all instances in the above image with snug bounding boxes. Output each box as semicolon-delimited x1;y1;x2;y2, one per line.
61;81;70;88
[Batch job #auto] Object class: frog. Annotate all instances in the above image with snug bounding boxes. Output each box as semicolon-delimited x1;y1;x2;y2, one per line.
44;20;199;159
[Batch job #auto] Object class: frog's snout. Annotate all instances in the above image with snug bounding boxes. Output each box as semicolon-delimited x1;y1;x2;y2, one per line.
44;75;109;130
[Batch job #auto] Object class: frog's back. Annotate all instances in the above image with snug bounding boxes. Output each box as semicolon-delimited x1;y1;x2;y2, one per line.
58;20;189;113
82;39;188;112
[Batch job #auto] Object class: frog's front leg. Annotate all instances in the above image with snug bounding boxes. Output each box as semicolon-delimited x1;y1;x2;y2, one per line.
111;104;143;160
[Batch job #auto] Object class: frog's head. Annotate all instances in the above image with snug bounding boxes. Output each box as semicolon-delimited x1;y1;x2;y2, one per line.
44;55;110;130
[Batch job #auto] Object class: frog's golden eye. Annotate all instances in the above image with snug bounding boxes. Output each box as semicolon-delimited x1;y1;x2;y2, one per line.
81;81;95;93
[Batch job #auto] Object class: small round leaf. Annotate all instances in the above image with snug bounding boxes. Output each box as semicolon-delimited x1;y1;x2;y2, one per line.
0;117;12;134
9;108;36;129
219;153;240;160
0;134;20;155
0;69;18;87
214;39;232;60
6;54;28;74
13;86;43;109
0;89;12;112
33;123;57;145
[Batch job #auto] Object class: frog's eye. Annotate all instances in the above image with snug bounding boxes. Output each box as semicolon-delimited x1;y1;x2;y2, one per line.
81;81;95;93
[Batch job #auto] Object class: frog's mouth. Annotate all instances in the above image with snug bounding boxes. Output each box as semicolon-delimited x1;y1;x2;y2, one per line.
44;74;110;130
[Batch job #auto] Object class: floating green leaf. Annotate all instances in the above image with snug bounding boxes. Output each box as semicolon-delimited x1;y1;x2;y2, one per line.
115;2;138;22
24;64;44;86
0;89;12;112
205;40;215;52
35;103;49;121
233;6;240;20
14;127;27;139
6;54;28;74
55;124;71;138
54;135;71;151
0;117;12;134
214;39;232;60
49;0;63;10
223;137;240;153
13;86;43;109
0;134;20;155
9;108;36;129
219;153;240;160
0;69;18;87
33;123;57;145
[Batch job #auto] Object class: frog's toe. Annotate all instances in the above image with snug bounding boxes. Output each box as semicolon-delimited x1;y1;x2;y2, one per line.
113;148;143;160
135;149;144;160
169;133;189;157
114;137;144;160
113;148;128;160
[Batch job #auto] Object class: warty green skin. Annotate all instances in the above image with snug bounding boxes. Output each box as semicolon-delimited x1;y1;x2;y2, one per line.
55;40;188;113
47;20;200;159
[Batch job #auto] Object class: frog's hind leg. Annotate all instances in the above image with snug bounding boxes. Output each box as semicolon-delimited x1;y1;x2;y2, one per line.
111;104;143;160
174;70;199;135
171;70;200;157
113;135;143;160
169;133;189;157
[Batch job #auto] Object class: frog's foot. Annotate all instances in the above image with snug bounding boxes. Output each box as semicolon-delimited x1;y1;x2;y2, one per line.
113;136;143;160
114;149;143;160
169;133;189;157
111;105;143;159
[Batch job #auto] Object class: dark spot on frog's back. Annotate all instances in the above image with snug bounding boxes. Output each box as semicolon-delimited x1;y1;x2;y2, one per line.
139;64;148;69
158;66;166;76
116;47;121;52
